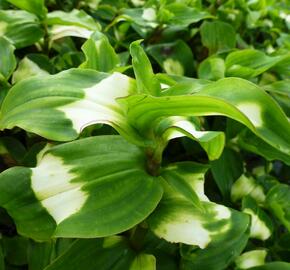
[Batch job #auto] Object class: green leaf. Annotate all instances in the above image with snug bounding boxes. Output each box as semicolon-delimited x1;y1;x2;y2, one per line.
148;162;250;252
6;0;46;18
235;250;267;269
124;77;290;155
210;147;243;200
12;57;49;84
225;50;289;79
231;175;266;204
155;117;225;160
198;57;225;80
237;129;290;165
130;40;161;96
27;240;54;270
0;244;4;270
80;31;120;72
162;3;212;27
0;37;16;82
130;254;156;270
46;9;100;30
200;20;236;55
45;236;135;270
147;40;194;76
0;10;44;48
247;262;290;270
2;236;28;266
266;184;290;231
0;68;144;145
0;136;163;240
242;196;273;241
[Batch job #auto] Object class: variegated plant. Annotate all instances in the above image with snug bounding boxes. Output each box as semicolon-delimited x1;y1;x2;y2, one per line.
0;0;290;270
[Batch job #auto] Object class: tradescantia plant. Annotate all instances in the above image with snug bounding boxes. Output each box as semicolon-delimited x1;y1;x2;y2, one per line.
0;0;290;269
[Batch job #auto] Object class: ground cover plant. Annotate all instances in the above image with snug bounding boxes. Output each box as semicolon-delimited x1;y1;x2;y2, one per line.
0;0;290;269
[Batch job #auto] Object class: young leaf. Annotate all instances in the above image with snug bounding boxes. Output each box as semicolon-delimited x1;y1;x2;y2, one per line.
130;40;161;96
80;31;120;72
0;136;163;240
0;36;16;82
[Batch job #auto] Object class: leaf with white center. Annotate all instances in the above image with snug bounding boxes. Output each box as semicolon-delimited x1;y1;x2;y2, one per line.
80;31;120;72
235;250;267;269
0;68;145;145
231;175;266;204
148;162;250;250
225;49;289;79
0;36;16;82
242;196;273;240
0;136;163;240
123;77;290;155
50;25;93;40
0;10;44;48
155;117;225;160
266;184;290;231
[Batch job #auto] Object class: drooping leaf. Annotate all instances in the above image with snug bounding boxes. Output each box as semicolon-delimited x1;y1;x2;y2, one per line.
0;68;145;145
210;147;243;199
200;20;236;55
147;40;194;76
235;250;267;269
80;31;120;72
0;136;163;240
242;196;273;241
130;40;161;96
225;50;289;79
123;77;290;155
155;116;225;160
0;10;44;48
6;0;46;18
0;36;16;82
266;184;290;231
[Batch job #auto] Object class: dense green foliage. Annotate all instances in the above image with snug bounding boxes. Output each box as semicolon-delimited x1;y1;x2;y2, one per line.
0;0;289;269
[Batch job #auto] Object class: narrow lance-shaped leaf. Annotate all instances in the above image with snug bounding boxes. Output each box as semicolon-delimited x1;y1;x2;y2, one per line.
123;77;290;155
130;40;161;96
0;36;16;82
0;136;163;240
80;31;120;72
0;68;146;146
